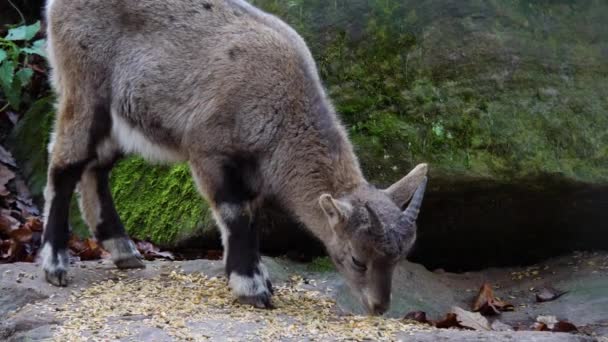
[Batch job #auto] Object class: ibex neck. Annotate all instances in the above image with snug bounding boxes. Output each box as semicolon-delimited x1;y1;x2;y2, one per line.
277;126;366;242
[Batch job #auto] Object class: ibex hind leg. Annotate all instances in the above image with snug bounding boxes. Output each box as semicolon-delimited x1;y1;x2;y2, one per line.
77;151;144;270
41;160;86;287
41;99;107;286
190;155;274;309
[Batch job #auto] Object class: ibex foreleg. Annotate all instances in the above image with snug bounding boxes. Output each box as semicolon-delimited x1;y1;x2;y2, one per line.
190;155;273;308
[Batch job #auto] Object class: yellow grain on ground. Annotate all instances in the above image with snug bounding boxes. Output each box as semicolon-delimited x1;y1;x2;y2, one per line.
54;272;431;341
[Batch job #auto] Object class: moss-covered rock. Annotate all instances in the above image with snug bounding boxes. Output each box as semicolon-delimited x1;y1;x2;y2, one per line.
251;0;608;185
110;159;212;246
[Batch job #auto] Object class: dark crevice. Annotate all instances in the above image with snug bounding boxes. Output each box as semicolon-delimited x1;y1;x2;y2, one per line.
174;173;608;272
408;174;608;272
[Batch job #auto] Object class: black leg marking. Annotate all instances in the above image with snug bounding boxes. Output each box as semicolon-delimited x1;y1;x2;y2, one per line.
214;204;272;308
91;159;129;242
88;157;144;269
89;100;112;155
224;209;260;277
214;154;259;205
42;161;89;286
218;204;273;309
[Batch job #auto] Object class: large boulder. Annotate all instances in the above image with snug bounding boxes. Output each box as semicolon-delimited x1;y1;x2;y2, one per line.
251;0;608;269
6;1;608;267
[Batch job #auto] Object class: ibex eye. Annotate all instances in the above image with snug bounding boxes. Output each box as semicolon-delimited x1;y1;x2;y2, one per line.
351;257;367;271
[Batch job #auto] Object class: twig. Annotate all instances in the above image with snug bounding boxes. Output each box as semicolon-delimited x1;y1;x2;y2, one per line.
7;0;26;26
0;102;10;113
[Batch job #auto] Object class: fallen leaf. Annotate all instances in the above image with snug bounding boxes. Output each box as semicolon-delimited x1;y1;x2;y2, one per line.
533;322;549;331
404;311;430;324
0;146;17;167
153;250;175;260
68;235;87;253
536;315;558;330
135;239;174;260
10;226;33;243
13;178;30;196
0;215;16;235
0;165;15;196
0;239;16;260
14;198;40;217
451;306;492;331
472;283;514;315
552;321;578;333
536;285;567;303
23;217;43;232
78;238;105;261
434;312;463;329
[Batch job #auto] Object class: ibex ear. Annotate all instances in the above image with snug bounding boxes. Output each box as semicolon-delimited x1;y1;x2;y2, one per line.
319;194;351;228
384;163;428;209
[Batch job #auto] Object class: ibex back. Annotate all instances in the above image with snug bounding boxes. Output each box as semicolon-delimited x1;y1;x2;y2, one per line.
42;0;428;314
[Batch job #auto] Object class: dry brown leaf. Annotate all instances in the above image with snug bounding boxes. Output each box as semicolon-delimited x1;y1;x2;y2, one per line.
451;306;492;331
68;235;87;253
552;321;578;333
78;238;106;260
67;236;108;260
434;313;463;329
10;226;33;243
22;217;43;232
472;283;514;315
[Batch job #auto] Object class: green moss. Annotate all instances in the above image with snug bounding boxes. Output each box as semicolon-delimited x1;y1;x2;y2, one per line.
251;0;608;185
111;158;212;246
307;257;335;273
7;96;55;199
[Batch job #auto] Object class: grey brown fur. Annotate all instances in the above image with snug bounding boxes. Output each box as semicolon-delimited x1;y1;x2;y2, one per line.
41;0;428;314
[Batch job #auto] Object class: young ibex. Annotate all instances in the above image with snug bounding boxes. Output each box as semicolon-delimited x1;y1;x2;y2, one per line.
41;0;428;315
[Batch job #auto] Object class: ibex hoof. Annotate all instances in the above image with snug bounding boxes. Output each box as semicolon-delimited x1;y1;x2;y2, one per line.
237;291;274;309
115;256;146;269
45;268;68;287
103;238;146;269
40;244;69;287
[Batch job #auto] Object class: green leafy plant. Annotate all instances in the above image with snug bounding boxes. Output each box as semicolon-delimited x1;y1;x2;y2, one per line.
0;21;46;111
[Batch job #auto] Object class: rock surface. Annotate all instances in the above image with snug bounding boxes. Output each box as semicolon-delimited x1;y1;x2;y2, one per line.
1;252;605;341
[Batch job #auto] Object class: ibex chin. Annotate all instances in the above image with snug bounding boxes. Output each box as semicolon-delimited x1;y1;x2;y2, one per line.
41;0;428;315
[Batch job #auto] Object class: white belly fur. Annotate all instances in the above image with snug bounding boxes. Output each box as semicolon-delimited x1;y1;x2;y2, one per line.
111;111;186;163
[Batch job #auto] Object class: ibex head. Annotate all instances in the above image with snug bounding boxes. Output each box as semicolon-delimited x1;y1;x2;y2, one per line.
319;164;428;315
